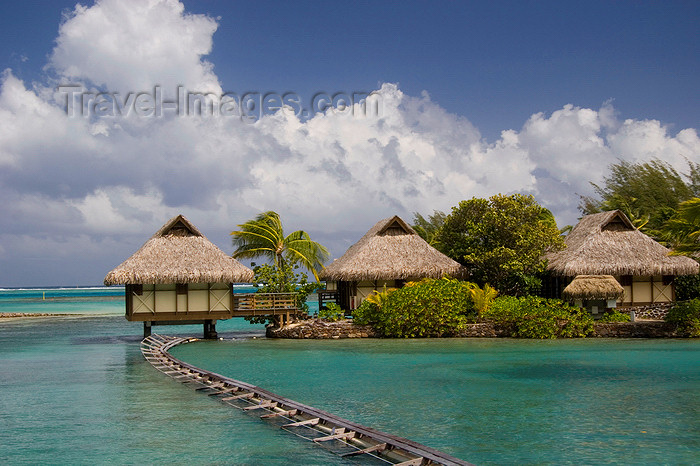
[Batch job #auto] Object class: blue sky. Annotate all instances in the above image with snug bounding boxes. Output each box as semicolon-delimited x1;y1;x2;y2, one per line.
0;0;698;286
3;1;697;139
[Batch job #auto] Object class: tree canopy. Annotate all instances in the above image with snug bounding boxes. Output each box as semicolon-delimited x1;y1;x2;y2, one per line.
230;211;329;285
434;193;565;296
411;210;446;246
658;197;700;256
579;159;700;234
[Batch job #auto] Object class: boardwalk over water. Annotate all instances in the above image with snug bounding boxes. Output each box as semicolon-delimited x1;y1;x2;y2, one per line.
141;335;473;465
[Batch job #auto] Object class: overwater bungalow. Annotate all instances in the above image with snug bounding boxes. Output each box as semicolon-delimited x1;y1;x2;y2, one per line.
544;210;699;307
104;214;254;337
320;215;467;310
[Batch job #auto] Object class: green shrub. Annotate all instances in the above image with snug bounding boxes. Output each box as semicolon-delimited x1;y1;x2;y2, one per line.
666;299;700;337
352;299;379;325
675;275;700;301
482;295;594;338
319;302;344;322
467;282;498;313
353;277;477;337
599;309;631;322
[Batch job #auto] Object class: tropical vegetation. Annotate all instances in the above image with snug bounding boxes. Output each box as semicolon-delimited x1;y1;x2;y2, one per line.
352;277;476;337
318;302;345;322
579;158;700;235
482;296;594;338
412;210;446;246
658;197;700;256
433;193;565;296
675;275;700;301
231;211;329;325
231;210;330;288
245;262;320;325
599;309;631;323
665;299;700;337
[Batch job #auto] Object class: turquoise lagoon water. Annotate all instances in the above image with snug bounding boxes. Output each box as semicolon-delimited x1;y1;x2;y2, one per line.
1;288;699;465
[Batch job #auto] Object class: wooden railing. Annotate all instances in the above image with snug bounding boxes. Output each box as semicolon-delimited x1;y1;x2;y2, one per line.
232;293;299;315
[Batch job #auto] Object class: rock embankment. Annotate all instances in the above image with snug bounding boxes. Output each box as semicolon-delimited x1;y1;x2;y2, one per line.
0;313;72;318
592;321;682;337
267;319;687;338
266;319;379;339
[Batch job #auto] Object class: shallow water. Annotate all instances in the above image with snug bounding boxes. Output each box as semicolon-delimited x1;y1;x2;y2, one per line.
173;337;700;464
1;289;699;464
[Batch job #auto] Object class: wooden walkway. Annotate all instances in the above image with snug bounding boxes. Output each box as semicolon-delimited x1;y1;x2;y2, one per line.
141;335;473;466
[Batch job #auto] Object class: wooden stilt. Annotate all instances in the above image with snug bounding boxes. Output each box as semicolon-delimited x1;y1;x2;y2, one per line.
143;321;152;338
203;320;218;339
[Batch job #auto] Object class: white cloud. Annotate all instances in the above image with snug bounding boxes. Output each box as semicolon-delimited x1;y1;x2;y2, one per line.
49;0;220;94
0;0;698;285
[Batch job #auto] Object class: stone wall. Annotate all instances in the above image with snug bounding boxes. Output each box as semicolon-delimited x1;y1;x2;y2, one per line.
623;303;673;320
267;319;380;339
267;319;686;339
455;323;509;338
592;321;681;337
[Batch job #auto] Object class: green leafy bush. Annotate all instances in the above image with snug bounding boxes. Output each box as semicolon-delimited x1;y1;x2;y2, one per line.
467;282;498;313
482;296;594;338
599;309;631;322
352;299;379;326
353;277;476;337
675;275;700;301
319;302;344;322
666;299;700;337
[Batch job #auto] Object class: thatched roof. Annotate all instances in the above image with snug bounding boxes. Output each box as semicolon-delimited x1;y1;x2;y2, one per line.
104;215;254;285
546;210;699;276
319;215;467;281
562;275;625;300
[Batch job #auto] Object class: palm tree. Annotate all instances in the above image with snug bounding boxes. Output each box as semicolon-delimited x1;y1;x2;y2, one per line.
231;211;330;282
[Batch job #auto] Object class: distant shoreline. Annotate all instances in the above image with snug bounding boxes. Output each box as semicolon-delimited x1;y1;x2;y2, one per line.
0;312;78;319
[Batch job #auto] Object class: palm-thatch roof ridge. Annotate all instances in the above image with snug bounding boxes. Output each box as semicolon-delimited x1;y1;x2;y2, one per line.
104;214;254;285
546;210;699;276
562;275;625;300
320;215;467;281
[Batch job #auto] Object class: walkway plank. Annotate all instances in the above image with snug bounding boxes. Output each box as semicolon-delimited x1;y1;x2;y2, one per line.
243;401;278;411
340;442;387;457
260;409;298;419
221;392;254;401
314;430;356;442
283;418;320;427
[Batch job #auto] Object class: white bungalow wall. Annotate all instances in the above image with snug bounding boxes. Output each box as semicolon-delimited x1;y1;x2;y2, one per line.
130;283;232;317
616;275;674;306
